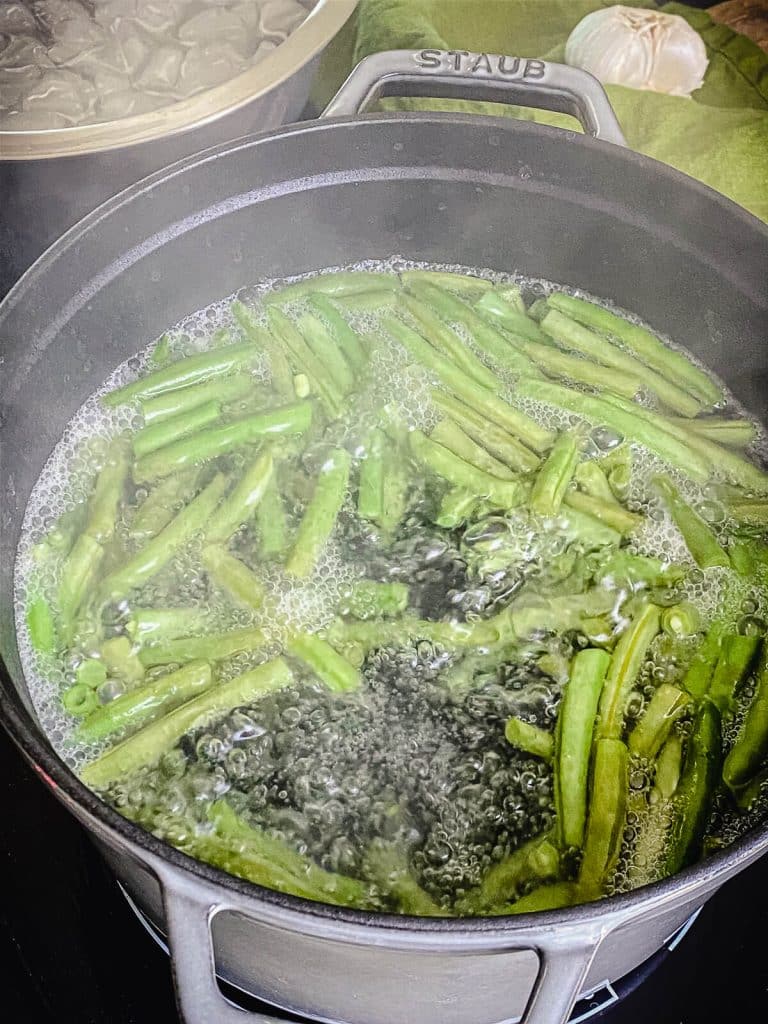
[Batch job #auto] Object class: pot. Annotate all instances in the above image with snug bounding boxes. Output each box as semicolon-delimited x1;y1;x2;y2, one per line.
1;49;767;1024
0;0;358;296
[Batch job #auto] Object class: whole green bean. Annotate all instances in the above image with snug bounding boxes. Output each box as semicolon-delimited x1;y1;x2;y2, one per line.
516;378;711;482
541;310;702;417
265;271;398;304
400;269;492;295
141;372;255;424
81;657;294;788
126;607;209;643
578;737;629;897
129;469;200;540
628;684;691;760
286;448;351;577
563;490;641;535
133;403;311;483
430;419;517;480
708;634;760;715
230;299;294;399
474;290;548;343
430;391;540;473
76;661;213;743
723;642;768;803
653;474;730;569
133;400;221;458
410;430;527;509
309;293;368;372
287;633;361;693
530;430;581;516
100;473;228;598
205;449;273;544
104;341;262;407
555;648;611;849
505;717;554;761
664;699;722;874
597;603;661;740
202;545;265;611
139;624;266;668
402;294;499;389
547;293;721;406
357;428;385;523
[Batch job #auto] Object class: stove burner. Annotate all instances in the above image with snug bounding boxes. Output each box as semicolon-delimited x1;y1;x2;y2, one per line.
120;885;700;1024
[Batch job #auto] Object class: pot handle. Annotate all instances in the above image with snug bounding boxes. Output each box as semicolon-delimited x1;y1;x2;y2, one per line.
322;49;626;146
156;863;604;1024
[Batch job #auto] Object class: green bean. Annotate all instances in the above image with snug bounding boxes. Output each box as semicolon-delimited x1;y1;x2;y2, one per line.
85;443;130;543
287;633;360;693
133;403;311;483
333;289;398;314
407;281;541;379
661;602;701;638
400;269;492;295
251;474;287;560
430;419;517;480
59;534;105;641
76;659;107;689
286;447;351;577
430;391;540;473
133;401;221;458
202;545;265;611
509;881;576;914
575;461;618;504
385;316;552;452
654;733;684;800
126;607;209;643
308;294;368;372
410;430;527;510
504;717;554;761
682;623;725;699
458;834;560;913
435;487;483;528
364;840;449;916
402;294;499;389
516;378;711;482
708;634;760;715
725;499;768;528
723;642;768;804
230;299;294;399
653;474;730;569
547;293;721;406
496;284;527;313
357;428;385;523
76;661;213;743
563;490;641;535
339;580;409;619
380;438;411;536
530;431;581;516
596;551;685;589
328;615;502;655
32;506;85;562
265;271;398;304
526;298;549;322
26;596;57;654
555;648;611;849
129;470;200;540
103;341;262;407
474;291;549;344
100;636;145;684
62;683;99;717
578;738;629;897
664;699;722;874
515;335;645;400
267;307;344;417
668;417;757;449
296;312;355;394
628;684;691;760
138;625;266;668
597;603;661;740
205;449;273;544
541;310;702;417
100;473;228;599
149;334;172;367
81;657;294;788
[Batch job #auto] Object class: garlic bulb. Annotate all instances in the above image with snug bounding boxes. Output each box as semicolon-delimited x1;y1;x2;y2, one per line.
565;5;709;97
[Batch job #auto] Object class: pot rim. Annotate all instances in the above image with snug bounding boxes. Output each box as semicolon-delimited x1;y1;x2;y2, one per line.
0;0;358;161
2;109;768;939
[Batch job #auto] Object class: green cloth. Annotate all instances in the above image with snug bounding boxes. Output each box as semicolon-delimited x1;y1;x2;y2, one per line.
320;0;768;221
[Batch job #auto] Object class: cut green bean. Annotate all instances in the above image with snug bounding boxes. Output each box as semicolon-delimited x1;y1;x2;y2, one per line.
139;625;266;668
126;608;209;644
104;341;262;407
309;293;368;372
578;738;629;897
364;841;449;916
504;717;554;761
653;474;730;569
265;271;398;304
661;602;701;638
555;648;611;849
563;490;641;535
458;834;560;913
435;487;483;528
431;419;517;480
516;335;645;400
400;269;492;295
527;298;549;322
81;657;294;788
287;633;360;693
231;299;294;399
133;403;311;483
76;659;107;689
340;580;409;619
430;391;540;472
410;430;527;510
267;307;344;418
726;499;768;528
629;684;691;760
62;683;99;717
402;293;499;389
85;444;130;543
100;473;228;598
530;431;581;516
297;312;355;394
541;310;702;417
202;545;265;611
129;470;200;539
723;642;768;804
76;661;214;743
333;289;397;314
26;596;57;654
474;290;548;344
357;428;385;523
133;400;221;458
596;551;685;589
509;881;576;914
708;634;760;715
59;534;104;641
597;603;661;740
205;449;273;544
286;448;351;577
575;461;618;504
256;474;289;559
669;417;757;448
682;623;725;699
654;733;684;800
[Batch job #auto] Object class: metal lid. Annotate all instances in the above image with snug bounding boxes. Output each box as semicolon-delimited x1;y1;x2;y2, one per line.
0;0;357;161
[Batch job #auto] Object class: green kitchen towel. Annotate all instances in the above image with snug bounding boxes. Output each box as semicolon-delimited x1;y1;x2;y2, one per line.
324;0;768;221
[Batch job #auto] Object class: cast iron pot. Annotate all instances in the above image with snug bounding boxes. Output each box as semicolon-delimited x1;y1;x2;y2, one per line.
1;50;767;1024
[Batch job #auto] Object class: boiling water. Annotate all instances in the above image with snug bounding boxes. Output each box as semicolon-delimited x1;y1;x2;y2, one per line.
13;259;768;909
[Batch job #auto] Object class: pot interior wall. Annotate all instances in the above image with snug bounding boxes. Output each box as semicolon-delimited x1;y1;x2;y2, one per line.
2;113;767;700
